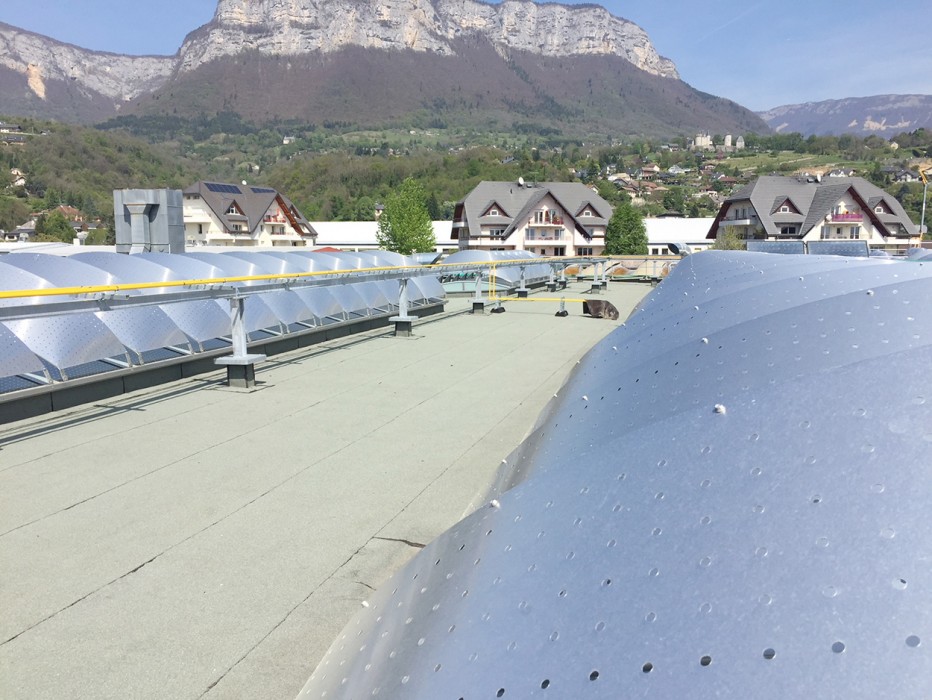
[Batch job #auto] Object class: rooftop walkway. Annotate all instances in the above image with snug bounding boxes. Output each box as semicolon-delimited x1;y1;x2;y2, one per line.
0;282;650;700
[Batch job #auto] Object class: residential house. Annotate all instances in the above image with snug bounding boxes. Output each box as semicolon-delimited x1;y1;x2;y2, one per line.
893;169;920;183
635;164;661;181
182;181;317;247
452;181;613;256
707;175;918;252
54;205;84;223
0;122;22;133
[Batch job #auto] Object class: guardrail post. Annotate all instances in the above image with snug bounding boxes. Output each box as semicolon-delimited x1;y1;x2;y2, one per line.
471;270;485;314
601;262;609;287
558;265;567;290
517;265;529;298
555;296;568;317
590;261;602;294
215;295;266;388
390;276;417;336
547;265;557;292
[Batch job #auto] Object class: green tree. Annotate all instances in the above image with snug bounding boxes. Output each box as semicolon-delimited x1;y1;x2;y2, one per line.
426;191;442;220
662;186;686;213
35;210;75;243
594;179;622;206
712;228;747;250
604;200;647;255
376;178;436;254
0;197;31;232
352;195;376;221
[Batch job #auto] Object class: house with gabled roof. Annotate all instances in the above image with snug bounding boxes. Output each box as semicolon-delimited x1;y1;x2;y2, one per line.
182;181;317;247
451;181;612;256
707;175;918;252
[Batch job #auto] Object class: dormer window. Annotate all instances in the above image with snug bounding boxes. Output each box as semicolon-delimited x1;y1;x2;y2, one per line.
489;208;499;216
875;205;885;213
780;205;790;213
583;209;592;217
226;204;239;215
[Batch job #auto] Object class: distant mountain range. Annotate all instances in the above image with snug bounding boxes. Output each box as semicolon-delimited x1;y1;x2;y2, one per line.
759;95;932;137
0;0;766;137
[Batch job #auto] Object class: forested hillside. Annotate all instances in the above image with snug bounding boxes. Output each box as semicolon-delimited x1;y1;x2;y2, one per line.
2;117;930;235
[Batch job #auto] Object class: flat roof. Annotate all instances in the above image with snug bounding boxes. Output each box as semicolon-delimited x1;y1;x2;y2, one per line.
0;282;650;700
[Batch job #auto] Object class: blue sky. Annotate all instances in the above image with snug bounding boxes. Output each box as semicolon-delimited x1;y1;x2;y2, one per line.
1;0;929;112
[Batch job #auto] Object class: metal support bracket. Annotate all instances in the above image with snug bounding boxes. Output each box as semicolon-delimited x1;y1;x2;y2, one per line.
216;296;266;388
390;277;418;336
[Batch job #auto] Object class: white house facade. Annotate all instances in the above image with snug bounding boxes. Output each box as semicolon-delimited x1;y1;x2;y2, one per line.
707;176;918;252
452;181;612;256
182;181;317;248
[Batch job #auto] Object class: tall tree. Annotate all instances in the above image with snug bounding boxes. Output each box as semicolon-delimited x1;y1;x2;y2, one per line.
376;178;436;254
35;210;75;243
604;201;647;255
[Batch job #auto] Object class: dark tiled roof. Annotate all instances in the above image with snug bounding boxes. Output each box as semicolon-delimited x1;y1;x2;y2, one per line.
184;181;314;237
457;181;613;240
719;176;916;239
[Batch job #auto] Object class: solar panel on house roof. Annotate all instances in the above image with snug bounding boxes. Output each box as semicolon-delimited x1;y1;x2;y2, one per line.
746;240;806;255
807;240;870;257
250;187;276;194
205;183;242;194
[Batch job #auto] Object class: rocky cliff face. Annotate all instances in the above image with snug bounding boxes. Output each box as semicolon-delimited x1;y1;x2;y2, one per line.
0;22;175;103
0;0;692;129
176;0;678;78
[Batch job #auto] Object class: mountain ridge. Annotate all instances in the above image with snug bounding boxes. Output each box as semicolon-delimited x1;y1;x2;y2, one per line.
759;94;932;137
0;0;766;138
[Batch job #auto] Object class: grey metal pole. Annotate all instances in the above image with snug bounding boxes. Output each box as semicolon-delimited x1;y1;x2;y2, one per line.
398;277;410;319
921;180;929;242
517;265;529;298
472;270;486;313
231;296;248;358
215;295;266;388
390;277;416;336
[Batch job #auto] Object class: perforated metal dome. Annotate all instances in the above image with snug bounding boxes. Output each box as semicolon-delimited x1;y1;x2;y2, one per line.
298;251;932;699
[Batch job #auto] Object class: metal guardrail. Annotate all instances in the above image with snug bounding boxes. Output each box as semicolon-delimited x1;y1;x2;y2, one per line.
0;256;604;402
0;257;599;322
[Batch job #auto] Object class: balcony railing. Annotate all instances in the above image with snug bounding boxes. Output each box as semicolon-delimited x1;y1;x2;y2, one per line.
829;212;863;222
530;217;564;226
526;229;565;241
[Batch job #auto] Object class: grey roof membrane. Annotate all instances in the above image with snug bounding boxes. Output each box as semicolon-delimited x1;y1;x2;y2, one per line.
299;250;932;699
